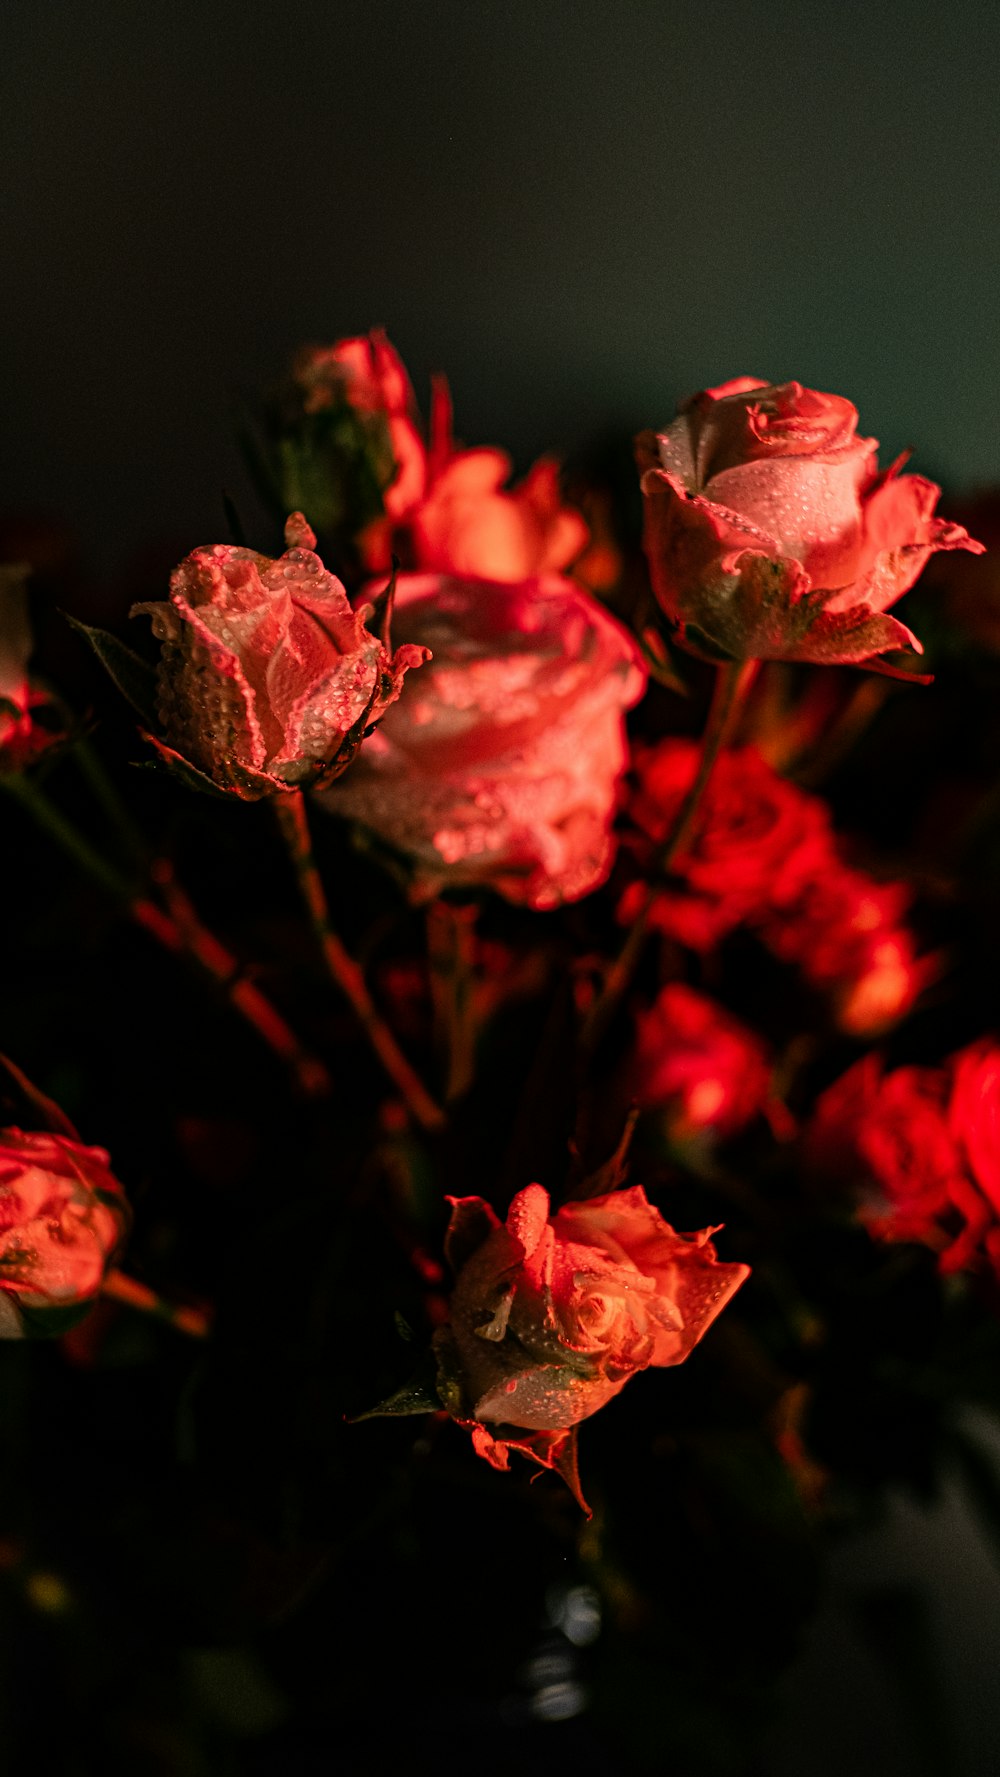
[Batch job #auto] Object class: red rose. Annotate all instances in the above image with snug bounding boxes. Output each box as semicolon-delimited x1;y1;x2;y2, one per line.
758;866;921;1037
621;741;830;948
0;1129;129;1336
133;513;429;799
949;1040;1000;1216
0;564;55;769
409;451;588;584
629;982;774;1140
637;378;982;666
434;1183;748;1500
810;1049;1000;1275
321;572;646;909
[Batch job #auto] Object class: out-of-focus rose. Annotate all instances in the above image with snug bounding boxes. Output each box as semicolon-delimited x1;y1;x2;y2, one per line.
294;329;427;523
949;1040;1000;1216
133;513;429;800
637;378;982;667
758;867;923;1037
0;563;57;770
810;1045;1000;1276
629;982;774;1140
620;742;830;949
620;741;924;1035
0;1129;129;1336
434;1183;748;1502
320;572;646;909
409;451;588;583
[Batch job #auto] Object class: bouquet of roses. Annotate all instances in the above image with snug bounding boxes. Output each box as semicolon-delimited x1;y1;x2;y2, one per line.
2;337;998;1773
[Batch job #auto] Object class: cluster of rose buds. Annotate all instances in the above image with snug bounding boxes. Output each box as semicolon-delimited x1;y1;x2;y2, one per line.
620;742;922;1036
810;1039;1000;1280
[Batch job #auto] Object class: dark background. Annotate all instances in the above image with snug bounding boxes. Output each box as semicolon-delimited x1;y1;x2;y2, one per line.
5;3;1000;1772
4;0;1000;579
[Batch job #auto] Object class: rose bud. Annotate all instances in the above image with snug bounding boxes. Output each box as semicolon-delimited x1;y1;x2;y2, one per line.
637;378;983;668
410;451;588;584
629;982;774;1141
0;1129;129;1337
619;741;831;949
433;1183;749;1504
294;329;428;530
320;572;646;909
132;513;429;799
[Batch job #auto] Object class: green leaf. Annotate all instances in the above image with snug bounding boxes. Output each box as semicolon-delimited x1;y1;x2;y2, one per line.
64;614;159;726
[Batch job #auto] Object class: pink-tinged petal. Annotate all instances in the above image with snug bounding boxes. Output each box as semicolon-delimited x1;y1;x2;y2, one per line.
467;1422;590;1513
703;376;770;401
706;451;873;588
505;1184;551;1260
648;1237;750;1367
639;465;783;630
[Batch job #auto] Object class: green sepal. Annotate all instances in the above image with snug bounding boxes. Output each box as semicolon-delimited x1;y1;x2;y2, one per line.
15;1297;100;1340
133;734;235;800
65;614;159;727
352;1352;442;1420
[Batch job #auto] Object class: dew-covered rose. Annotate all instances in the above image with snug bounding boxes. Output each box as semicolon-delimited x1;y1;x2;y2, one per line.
434;1183;748;1497
410;451;588;583
320;572;646;908
133;513;429;799
0;1129;129;1337
637;378;982;667
630;983;774;1140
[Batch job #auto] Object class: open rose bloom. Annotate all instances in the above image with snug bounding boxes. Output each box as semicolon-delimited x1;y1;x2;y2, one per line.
638;378;982;667
321;572;646;908
134;513;429;798
433;1184;749;1507
0;1129;129;1336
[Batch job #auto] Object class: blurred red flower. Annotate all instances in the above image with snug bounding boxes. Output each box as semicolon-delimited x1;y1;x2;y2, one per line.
621;740;922;1034
811;1040;1000;1277
629;981;774;1141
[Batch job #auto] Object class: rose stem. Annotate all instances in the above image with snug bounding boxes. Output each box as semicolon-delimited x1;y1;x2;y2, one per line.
0;771;330;1097
426;899;478;1103
579;657;759;1060
101;1267;210;1339
273;791;446;1132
